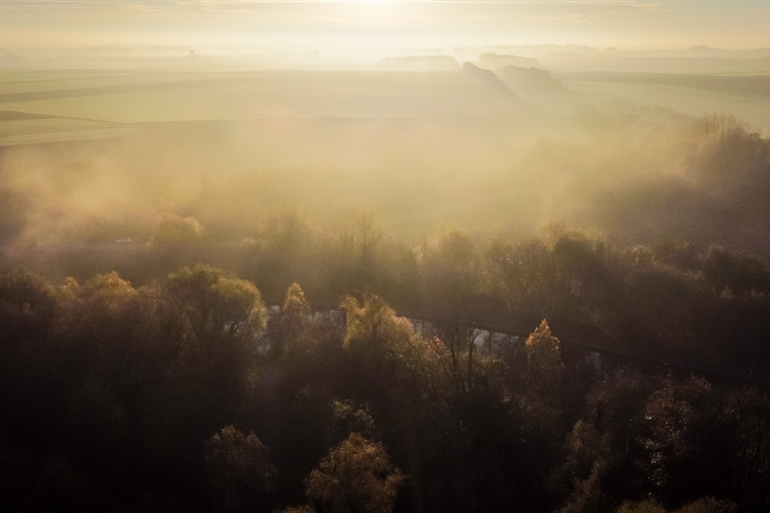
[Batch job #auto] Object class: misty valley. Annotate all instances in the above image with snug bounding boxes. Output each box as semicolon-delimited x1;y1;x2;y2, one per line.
2;51;770;513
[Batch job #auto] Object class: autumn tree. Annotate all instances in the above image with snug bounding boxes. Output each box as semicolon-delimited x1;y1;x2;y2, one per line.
164;265;266;348
0;268;58;443
305;433;404;513
341;292;414;361
205;425;276;513
276;282;313;357
638;378;770;510
485;237;556;322
149;213;207;247
616;497;736;513
255;209;315;301
522;319;565;399
421;229;484;323
157;266;268;455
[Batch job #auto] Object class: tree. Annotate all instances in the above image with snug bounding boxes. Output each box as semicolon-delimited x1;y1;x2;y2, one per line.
164;265;267;350
277;282;312;357
616;500;666;513
638;377;727;505
615;497;736;513
149;213;206;247
205;425;276;513
421;229;483;323
305;433;404;513
549;229;609;315
557;458;610;513
0;267;55;346
0;268;59;446
677;497;736;513
349;211;383;288
159;266;267;445
341;292;414;360
485;237;555;320
255;209;314;301
523;319;564;398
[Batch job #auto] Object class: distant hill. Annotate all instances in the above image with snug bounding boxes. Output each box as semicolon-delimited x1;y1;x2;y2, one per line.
378;55;461;72
462;62;518;98
478;52;540;71
497;65;568;94
496;65;582;112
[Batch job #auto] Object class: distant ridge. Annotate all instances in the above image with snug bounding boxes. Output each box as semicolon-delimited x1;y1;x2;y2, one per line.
462;62;518;98
378;55;461;72
478;52;541;71
497;65;568;94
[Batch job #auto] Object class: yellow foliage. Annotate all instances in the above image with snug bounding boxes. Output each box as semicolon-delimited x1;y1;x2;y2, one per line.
306;433;404;513
149;213;206;247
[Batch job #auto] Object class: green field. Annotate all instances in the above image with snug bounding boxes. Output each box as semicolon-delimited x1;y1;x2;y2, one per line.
0;67;766;131
560;72;770;132
0;66;766;127
0;116;128;146
0;70;526;124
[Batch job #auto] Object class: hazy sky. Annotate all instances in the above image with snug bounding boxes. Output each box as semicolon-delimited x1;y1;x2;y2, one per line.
1;1;769;52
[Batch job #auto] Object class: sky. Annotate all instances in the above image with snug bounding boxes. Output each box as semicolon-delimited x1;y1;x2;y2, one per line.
1;1;769;52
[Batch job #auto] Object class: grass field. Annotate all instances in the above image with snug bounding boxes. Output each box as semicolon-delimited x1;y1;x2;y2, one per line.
0;70;525;123
560;72;770;132
0;111;128;146
0;67;768;147
0;68;765;123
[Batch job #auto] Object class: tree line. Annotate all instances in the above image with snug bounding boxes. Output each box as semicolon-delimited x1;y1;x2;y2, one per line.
2;244;770;511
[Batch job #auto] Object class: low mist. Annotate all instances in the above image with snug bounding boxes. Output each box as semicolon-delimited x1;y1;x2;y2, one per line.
1;67;769;266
